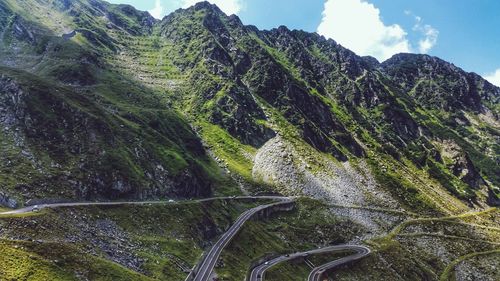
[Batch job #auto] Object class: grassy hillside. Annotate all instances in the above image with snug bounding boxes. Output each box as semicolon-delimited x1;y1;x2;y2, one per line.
0;0;498;280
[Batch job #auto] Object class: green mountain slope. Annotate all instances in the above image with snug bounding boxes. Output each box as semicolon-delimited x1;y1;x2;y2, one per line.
0;0;498;209
0;0;236;207
0;1;499;280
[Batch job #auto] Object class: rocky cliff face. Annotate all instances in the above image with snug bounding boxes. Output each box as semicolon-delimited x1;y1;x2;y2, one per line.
0;0;232;204
0;68;218;203
381;54;500;113
0;0;498;210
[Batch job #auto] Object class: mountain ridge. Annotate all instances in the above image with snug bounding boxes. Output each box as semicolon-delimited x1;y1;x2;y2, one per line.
0;0;498;209
0;1;499;280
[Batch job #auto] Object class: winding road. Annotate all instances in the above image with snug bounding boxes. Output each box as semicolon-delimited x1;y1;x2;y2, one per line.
190;197;294;281
0;196;287;215
249;245;370;281
1;196;370;280
307;245;370;281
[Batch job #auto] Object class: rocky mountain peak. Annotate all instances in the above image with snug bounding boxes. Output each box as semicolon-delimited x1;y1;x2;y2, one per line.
381;53;500;113
192;1;219;11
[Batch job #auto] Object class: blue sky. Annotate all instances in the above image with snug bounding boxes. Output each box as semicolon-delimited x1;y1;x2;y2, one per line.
107;0;500;86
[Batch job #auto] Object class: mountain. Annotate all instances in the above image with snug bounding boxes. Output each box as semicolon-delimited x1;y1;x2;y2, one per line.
2;0;498;208
0;0;236;206
0;0;499;280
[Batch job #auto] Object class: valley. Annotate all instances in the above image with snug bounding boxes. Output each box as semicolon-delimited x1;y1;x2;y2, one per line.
0;0;498;280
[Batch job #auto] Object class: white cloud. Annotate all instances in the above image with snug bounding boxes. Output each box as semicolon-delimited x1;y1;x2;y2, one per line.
417;26;438;53
182;0;243;15
412;15;439;53
317;1;440;61
317;0;411;61
148;0;164;19
484;69;500;87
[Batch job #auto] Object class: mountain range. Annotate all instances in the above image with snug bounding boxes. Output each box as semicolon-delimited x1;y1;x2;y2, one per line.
0;0;499;280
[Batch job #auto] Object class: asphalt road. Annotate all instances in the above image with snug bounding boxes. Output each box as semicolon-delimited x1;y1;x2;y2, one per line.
1;196;369;281
0;196;288;215
249;245;370;281
191;197;293;281
307;245;370;281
